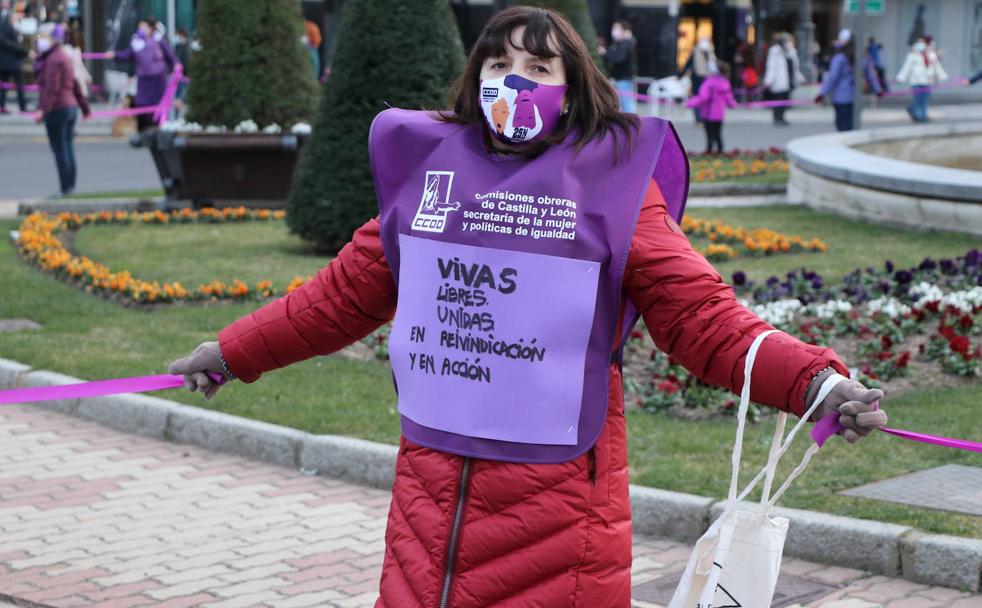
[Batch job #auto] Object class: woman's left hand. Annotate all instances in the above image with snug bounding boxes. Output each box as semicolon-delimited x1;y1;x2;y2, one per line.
34;111;44;124
811;377;888;444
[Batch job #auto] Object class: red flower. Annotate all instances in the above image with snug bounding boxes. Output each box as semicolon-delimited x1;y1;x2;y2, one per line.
667;374;680;383
880;335;893;350
949;335;971;357
912;308;925;321
925;301;940;313
631;329;644;340
895;351;911;368
939;325;956;340
876;351;893;361
960;314;974;329
656;380;680;394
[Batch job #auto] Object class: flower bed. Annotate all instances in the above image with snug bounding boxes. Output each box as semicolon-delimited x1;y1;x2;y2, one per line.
682;216;828;261
16;210;312;304
627;250;982;418
687;148;789;183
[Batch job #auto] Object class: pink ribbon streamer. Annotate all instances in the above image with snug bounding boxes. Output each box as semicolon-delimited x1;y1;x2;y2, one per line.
153;63;183;126
811;411;982;453
0;372;224;406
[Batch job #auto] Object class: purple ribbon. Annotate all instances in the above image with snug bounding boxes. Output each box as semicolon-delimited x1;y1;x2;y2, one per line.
0;372;224;406
812;408;982;453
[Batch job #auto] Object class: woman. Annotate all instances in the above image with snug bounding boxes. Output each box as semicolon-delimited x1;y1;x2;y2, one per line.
0;6;28;114
35;22;90;196
896;35;947;123
600;20;637;113
686;61;736;153
168;8;887;607
762;32;802;126
678;36;717;122
107;17;176;131
815;29;881;132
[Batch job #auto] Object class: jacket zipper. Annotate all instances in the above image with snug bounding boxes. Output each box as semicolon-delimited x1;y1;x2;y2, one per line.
587;447;597;485
438;456;472;608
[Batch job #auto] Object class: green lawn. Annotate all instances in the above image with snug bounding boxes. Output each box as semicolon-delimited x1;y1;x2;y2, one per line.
687;205;982;284
2;208;980;537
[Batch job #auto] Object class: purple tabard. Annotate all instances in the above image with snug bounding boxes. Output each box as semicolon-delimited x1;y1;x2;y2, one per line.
369;108;688;463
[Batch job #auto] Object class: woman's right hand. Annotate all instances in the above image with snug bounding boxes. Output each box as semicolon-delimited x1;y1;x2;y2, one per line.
167;341;230;399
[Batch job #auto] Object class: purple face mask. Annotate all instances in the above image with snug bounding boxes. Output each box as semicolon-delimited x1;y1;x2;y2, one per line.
479;74;567;145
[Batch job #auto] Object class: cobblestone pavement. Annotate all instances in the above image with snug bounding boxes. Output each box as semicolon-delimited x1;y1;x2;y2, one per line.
0;404;979;608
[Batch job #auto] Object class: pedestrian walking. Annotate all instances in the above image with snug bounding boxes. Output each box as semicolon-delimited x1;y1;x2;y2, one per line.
967;68;982;85
167;8;889;607
0;6;28;114
762;32;801;126
600;19;637;113
107;16;177;132
678;36;717;122
896;35;947;123
867;36;888;92
35;22;90;196
686;61;735;153
814;30;881;132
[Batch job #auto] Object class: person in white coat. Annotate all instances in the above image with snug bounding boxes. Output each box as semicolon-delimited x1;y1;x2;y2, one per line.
895;35;947;122
762;32;802;126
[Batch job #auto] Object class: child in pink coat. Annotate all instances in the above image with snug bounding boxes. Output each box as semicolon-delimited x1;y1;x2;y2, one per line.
686;62;737;153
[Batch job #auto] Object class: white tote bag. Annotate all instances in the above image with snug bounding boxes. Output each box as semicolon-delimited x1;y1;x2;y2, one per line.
668;330;845;608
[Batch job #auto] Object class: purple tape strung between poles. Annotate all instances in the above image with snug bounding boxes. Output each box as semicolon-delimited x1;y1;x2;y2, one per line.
811;404;982;453
0;373;224;406
153;63;183;126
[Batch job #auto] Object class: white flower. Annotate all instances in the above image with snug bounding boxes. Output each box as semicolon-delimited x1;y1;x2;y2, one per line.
811;299;852;319
160;119;203;132
291;122;312;135
233;119;259;133
910;281;943;304
751;299;803;327
204;124;227;133
941;286;982;313
261;123;282;134
866;297;911;318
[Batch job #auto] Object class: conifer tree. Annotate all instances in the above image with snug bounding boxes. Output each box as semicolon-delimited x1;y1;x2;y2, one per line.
287;0;465;252
187;0;318;128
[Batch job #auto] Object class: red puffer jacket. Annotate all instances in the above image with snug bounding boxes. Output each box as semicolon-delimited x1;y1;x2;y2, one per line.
219;181;847;607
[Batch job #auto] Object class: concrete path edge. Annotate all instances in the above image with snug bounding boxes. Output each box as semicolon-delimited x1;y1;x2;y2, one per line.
1;357;979;592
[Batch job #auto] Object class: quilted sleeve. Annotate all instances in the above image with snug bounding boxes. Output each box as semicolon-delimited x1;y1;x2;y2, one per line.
624;181;848;417
217;217;397;383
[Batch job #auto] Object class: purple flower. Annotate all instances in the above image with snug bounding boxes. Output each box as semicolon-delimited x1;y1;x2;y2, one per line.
766;276;780;287
965;249;980;266
811;277;823;289
940;259;955;274
884;260;894;273
731;271;747;286
894;270;913;284
919;257;937;271
878;281;891;293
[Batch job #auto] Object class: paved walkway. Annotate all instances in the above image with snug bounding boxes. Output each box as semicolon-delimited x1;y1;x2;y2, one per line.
0;404;979;608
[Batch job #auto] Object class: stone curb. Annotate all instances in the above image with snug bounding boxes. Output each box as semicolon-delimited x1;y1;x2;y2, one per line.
17;197;172;216
689;182;786;197
0;357;979;592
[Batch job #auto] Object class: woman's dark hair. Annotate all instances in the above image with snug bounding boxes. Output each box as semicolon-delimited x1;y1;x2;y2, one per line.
839;38;855;66
439;6;639;156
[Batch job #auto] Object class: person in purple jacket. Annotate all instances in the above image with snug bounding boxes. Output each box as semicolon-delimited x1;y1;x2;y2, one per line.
685;61;736;154
35;22;90;196
107;16;176;131
814;29;881;132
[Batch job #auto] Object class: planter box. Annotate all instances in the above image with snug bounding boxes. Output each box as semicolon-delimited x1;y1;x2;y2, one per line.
133;131;308;207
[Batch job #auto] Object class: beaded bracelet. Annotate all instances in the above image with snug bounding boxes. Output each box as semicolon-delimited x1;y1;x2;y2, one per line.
219;352;237;381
